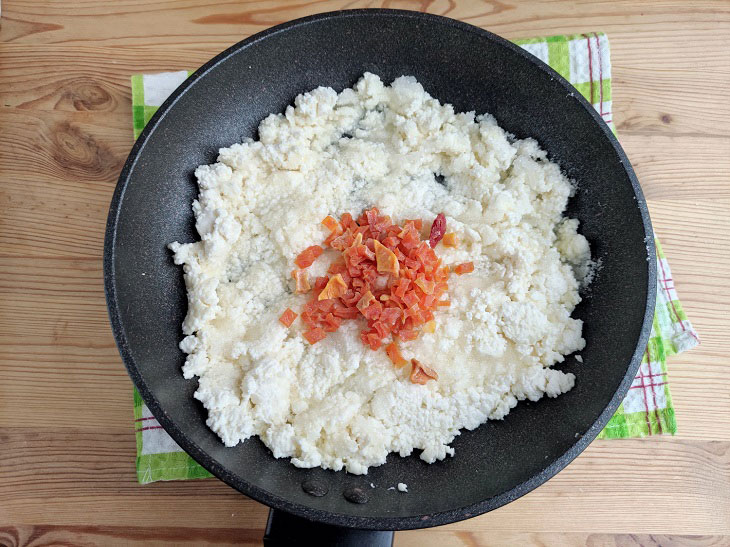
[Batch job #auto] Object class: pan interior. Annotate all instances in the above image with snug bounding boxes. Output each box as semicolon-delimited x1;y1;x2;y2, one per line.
107;10;653;528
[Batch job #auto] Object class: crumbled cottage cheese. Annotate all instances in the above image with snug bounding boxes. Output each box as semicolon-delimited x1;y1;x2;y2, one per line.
169;73;590;475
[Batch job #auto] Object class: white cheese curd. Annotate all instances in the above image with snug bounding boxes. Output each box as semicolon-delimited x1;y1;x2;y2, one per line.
170;73;590;475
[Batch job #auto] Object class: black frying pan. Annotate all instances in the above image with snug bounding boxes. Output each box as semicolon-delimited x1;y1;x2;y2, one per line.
104;9;656;545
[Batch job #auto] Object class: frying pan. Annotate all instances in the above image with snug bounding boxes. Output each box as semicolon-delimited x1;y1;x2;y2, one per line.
104;9;656;545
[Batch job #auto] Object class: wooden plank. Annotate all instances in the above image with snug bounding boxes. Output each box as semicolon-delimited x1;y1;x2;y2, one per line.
0;109;127;257
0;525;264;547
625;137;730;199
2;0;729;46
0;527;726;547
0;257;112;342
613;72;730;138
0;45;215;112
0;108;129;184
1;430;728;534
397;532;730;547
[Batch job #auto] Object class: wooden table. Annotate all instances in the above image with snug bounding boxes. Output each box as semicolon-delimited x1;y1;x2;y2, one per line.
1;1;728;545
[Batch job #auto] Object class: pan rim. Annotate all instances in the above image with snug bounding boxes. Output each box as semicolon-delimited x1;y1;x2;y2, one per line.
104;8;657;530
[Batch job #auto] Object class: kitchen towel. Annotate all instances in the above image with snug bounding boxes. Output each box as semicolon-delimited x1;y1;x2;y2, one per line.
130;32;699;484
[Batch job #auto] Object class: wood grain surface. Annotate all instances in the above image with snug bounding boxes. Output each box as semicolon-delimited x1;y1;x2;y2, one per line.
1;1;729;545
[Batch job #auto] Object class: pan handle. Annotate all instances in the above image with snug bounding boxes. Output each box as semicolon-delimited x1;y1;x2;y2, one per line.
263;508;394;546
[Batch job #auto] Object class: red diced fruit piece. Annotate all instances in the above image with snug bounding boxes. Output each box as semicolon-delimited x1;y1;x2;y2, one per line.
300;311;315;329
402;291;419;309
303;327;327;345
429;213;446;248
365;208;379;227
328;260;348;275
314;276;329;290
366;332;382;350
333;231;355;250
361;301;382;321
379;307;401;325
393;278;410;298
400;230;420;249
279;308;298;327
397;221;415;239
333;304;359;319
295;245;323;268
454;261;474;275
322;313;342;332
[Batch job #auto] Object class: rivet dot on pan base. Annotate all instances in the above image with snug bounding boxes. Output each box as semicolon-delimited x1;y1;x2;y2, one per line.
301;479;328;497
343;487;369;504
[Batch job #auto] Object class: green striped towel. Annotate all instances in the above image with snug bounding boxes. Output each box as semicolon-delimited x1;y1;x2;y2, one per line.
130;32;698;484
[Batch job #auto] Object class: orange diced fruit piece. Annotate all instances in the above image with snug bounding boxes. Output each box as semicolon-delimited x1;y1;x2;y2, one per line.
295;245;323;268
442;233;459;247
279;308;298;327
385;342;408;368
322;215;342;233
406;219;423;230
323;231;339;247
397;221;415;239
373;239;399;276
340;212;354;229
328;260;348;275
414;277;435;294
291;269;311;293
401;291;419;309
454;261;474;275
303;327;327;344
410;358;438;384
356;290;376;313
318;274;347;301
321;312;342;332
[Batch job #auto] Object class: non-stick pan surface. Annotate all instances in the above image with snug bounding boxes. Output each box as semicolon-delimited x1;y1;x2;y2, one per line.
104;9;656;531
